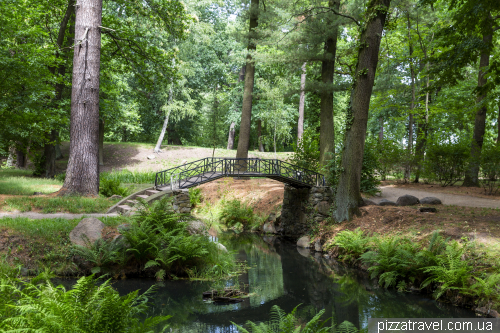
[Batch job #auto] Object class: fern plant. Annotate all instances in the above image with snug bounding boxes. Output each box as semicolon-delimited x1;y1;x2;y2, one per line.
0;273;170;332
332;228;370;263
234;305;358;333
72;236;124;274
421;241;473;299
469;273;500;309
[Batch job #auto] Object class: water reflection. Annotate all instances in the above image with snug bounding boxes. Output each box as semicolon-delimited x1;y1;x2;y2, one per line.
60;233;476;332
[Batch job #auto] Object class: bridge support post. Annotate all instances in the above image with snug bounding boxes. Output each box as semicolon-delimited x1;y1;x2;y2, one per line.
280;185;334;239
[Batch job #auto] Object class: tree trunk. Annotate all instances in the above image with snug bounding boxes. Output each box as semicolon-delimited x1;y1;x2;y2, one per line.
319;0;340;168
15;146;26;169
404;14;415;183
414;65;430;183
236;0;259;169
6;146;15;168
297;62;307;144
99;118;104;165
154;86;173;153
257;119;264;152
60;0;102;196
44;0;75;178
334;0;391;222
463;24;493;187
227;122;236;149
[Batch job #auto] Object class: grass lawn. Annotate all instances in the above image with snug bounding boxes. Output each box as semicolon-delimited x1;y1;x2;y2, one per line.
1;196;119;214
0;169;62;195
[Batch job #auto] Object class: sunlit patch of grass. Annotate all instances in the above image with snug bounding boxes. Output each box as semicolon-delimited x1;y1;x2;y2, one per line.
101;169;156;184
0;170;62;195
2;196;118;214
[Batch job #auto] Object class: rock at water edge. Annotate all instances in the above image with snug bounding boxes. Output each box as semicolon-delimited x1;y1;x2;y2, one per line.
69;217;105;247
297;235;311;248
263;222;277;234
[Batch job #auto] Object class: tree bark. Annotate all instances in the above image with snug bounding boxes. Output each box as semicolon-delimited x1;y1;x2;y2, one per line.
319;0;340;168
154;86;173;153
99;118;104;166
236;0;259;169
414;65;430;183
257;119;264;152
335;0;391;222
404;14;415;182
6;146;15;168
15;146;26;169
297;62;307;145
227;122;236;149
60;0;102;196
463;22;493;187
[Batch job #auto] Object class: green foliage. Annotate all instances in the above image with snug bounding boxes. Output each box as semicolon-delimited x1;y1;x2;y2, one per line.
234;304;357;333
100;170;156;184
0;273;170;332
99;177;131;198
72;237;124;274
219;199;258;230
421;241;473;299
423;139;470;186
360;140;381;195
289;128;320;172
480;143;500;195
331;228;370;263
54;172;66;182
469;273;500;309
373;139;405;181
188;187;202;206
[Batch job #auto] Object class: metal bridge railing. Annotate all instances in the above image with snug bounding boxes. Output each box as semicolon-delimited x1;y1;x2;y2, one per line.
154;157;325;189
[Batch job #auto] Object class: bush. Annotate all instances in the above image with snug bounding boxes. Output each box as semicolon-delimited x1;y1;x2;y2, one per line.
331;228;370;263
219;199;257;230
54;172;66;182
0;273;170;332
189;187;202;206
423;139;469;186
99;177;131;197
374;139;406;181
289;128;320;172
480;143;500;195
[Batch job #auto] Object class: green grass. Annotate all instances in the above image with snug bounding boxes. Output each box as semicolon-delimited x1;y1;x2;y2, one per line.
0;216;129;242
0;170;62;195
101;169;156;184
2;196;118;214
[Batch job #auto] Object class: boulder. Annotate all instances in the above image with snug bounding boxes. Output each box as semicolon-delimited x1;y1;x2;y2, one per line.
215;242;228;252
314;201;330;216
267;212;276;222
362;198;377;206
147;155;156;160
396;194;420;206
69;218;106;247
263;222;277;234
297;235;311;248
475;307;500;318
296;247;311;258
187;221;206;235
420;207;437;213
109;194;123;200
379;199;397;206
314;239;322;252
420;197;442;205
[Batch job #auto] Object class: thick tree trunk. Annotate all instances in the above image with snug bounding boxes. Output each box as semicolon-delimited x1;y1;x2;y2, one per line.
257;119;264;152
335;0;391;222
463;26;493;187
297;62;307;144
154;86;173;153
227;122;236;149
99;118;104;166
319;0;340;168
60;0;102;196
404;14;415;182
414;66;430;183
236;0;259;169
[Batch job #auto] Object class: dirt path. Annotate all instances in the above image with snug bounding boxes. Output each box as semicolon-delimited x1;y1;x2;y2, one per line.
375;186;500;209
0;212;119;220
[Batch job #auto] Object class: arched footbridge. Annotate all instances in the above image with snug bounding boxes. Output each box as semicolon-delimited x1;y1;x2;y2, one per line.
154;157;325;190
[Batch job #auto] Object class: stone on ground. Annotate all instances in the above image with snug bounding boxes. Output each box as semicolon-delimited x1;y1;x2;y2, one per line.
147;155;156;160
314;239;322;252
109;194;123;200
420;207;437;213
263;222;277;234
69;217;105;247
215;242;228;252
362;198;377;206
379;199;397;206
187;220;206;235
420;197;442;205
297;235;311;248
396;194;420;206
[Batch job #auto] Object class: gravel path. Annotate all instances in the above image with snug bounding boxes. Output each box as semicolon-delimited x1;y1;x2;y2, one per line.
375;186;500;209
0;212;120;220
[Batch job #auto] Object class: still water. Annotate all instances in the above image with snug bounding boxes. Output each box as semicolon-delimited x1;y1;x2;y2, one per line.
78;233;477;332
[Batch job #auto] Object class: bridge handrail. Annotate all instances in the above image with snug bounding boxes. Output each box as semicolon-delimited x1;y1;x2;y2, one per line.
155;157;325;189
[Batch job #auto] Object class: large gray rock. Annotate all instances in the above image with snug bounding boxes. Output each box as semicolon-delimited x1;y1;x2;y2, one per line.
215;242;228;252
314;239;322;252
362;198;377;206
187;220;206;235
69;218;105;247
263;222;277;234
420;197;442;205
297;235;311;248
147;154;156;160
396;194;420;206
379;199;397;206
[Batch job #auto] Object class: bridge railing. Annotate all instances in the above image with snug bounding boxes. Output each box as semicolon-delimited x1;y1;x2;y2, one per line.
155;157;325;189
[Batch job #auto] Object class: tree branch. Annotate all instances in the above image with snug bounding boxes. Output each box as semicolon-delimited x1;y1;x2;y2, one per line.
493;26;500;32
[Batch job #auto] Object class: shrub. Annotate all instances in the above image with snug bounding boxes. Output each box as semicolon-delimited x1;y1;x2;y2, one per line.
374;139;405;181
219;199;257;230
71;237;124;274
189;187;202;206
331;228;370;262
480;143;500;195
289;128;320;172
423;139;469;186
54;172;66;182
0;273;170;332
99;177;131;197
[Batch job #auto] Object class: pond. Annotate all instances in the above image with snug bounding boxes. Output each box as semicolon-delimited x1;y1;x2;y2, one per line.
59;233;476;332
